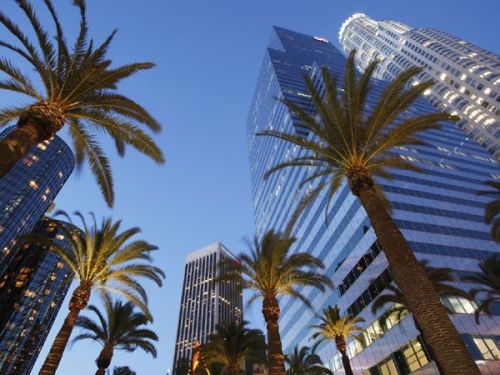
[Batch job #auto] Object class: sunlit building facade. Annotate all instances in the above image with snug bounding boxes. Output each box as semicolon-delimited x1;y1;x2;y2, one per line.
172;242;243;372
0;218;73;375
339;13;500;157
247;26;500;374
0;128;75;276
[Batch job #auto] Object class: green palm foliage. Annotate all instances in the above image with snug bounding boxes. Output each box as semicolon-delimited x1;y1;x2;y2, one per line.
196;321;266;375
258;50;480;375
463;254;500;322
32;212;164;375
285;345;331;375
220;230;332;375
73;297;158;375
311;305;364;375
477;180;500;242
371;260;471;329
0;0;164;206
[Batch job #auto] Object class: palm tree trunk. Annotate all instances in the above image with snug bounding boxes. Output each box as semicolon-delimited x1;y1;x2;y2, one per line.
355;183;480;375
262;296;286;375
95;345;114;375
0;101;64;177
335;337;353;375
39;285;91;375
227;362;240;375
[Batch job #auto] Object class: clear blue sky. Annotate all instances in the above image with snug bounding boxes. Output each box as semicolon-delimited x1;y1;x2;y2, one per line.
1;1;499;374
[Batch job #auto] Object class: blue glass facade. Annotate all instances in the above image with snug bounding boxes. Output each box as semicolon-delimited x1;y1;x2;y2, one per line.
247;27;500;374
0;129;75;275
0;218;73;375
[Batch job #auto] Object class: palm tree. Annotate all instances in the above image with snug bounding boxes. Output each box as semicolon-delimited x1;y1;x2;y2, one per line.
285;345;331;375
113;367;136;375
463;254;500;322
311;305;364;375
28;212;164;375
257;50;480;375
0;0;164;206
196;321;266;375
72;297;158;375
220;230;332;375
477;181;500;242
371;260;471;329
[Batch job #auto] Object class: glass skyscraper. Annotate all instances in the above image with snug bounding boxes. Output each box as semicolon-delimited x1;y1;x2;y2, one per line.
172;242;243;373
0;218;73;375
247;26;500;374
0;128;75;276
339;14;500;157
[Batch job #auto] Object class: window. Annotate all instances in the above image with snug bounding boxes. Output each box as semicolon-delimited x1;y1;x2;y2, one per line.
379;359;398;375
472;337;500;360
403;338;430;372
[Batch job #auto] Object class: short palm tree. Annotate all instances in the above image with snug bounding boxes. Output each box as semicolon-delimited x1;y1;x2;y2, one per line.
285;345;331;375
196;321;266;375
258;50;479;375
174;358;192;375
311;305;364;375
371;260;471;329
477;181;500;242
463;254;500;322
29;212;164;375
72;297;158;375
220;230;332;375
0;0;164;206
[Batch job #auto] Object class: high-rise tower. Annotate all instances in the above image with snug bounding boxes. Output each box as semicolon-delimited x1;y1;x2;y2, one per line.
0;128;75;275
247;26;500;374
339;14;500;157
172;242;243;373
0;218;74;375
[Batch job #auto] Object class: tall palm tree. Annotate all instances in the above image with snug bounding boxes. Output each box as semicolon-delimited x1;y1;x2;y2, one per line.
285;345;331;375
463;254;500;322
27;212;164;375
220;230;332;375
0;0;164;206
257;50;479;375
72;297;158;375
477;180;500;242
311;305;364;375
196;321;266;375
371;260;471;329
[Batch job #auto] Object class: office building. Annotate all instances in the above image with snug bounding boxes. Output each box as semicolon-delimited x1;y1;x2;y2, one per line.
247;26;500;374
172;242;243;372
0;218;74;375
339;13;500;157
0;128;75;275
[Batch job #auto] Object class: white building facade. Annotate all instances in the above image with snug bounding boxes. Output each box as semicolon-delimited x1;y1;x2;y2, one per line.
339;13;500;157
172;242;242;372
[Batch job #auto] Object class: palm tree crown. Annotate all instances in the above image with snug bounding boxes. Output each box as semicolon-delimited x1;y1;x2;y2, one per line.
285;346;331;375
51;211;164;318
258;50;456;230
463;254;500;321
227;230;332;306
311;305;365;344
371;260;470;327
0;0;164;206
477;180;500;242
197;321;266;375
73;297;158;374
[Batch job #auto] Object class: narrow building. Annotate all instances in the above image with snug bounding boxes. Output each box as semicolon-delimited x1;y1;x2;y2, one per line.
172;242;243;373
